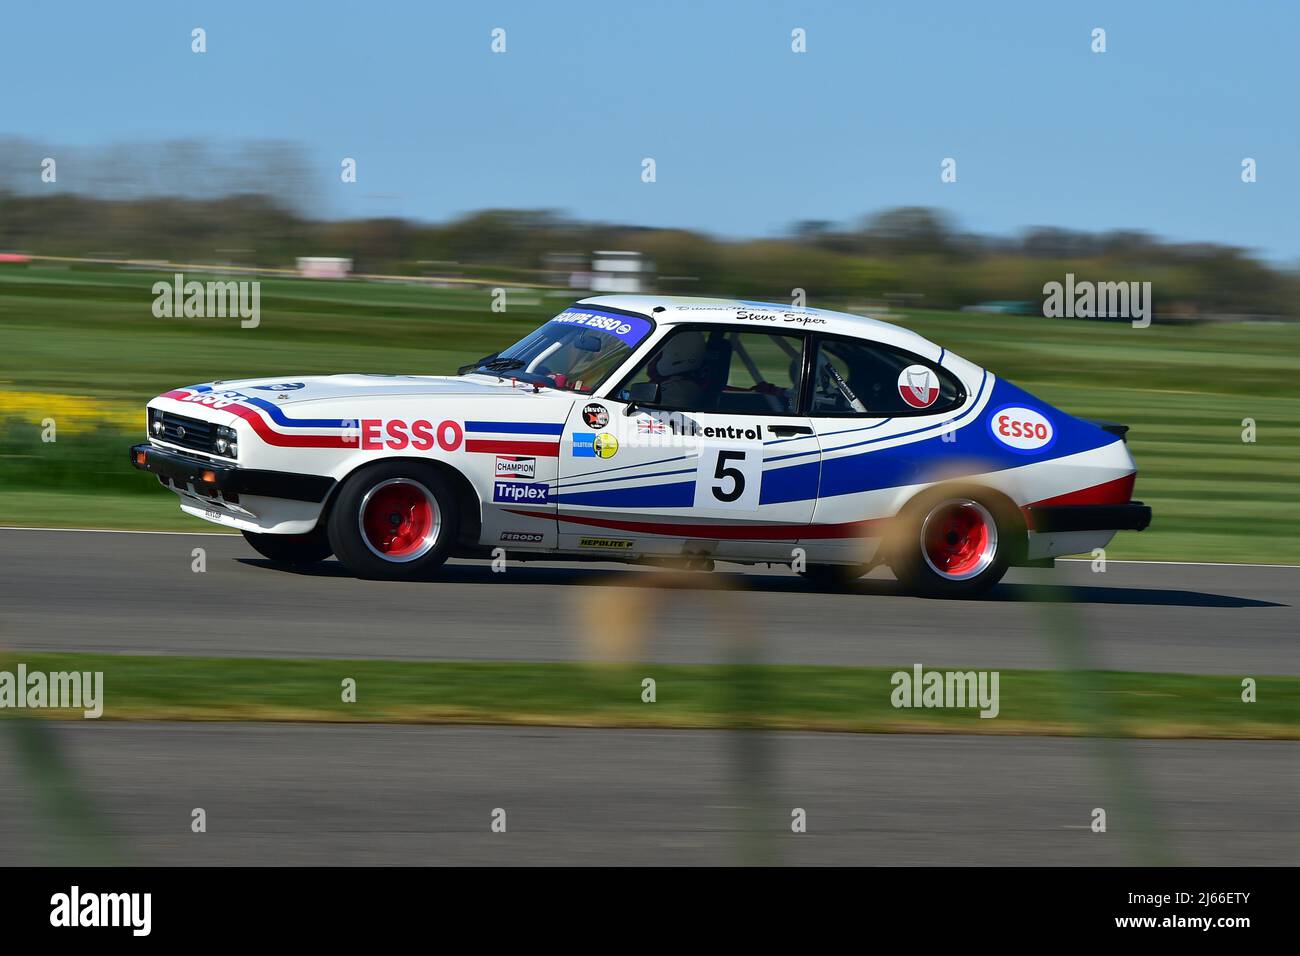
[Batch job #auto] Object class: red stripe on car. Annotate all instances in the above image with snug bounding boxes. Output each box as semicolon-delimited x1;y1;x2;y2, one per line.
1027;473;1136;508
158;389;354;448
1021;473;1137;531
466;439;560;457
505;509;884;540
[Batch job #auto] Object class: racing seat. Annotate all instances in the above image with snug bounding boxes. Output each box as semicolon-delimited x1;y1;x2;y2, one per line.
697;331;733;412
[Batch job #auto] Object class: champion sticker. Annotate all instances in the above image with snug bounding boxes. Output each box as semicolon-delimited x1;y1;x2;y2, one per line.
495;455;536;479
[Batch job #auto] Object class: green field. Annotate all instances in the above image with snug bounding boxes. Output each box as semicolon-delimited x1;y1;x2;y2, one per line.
2;263;1298;562
4;652;1295;739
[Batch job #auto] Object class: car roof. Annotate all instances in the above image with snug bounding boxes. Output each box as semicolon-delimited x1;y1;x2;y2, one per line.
577;294;941;359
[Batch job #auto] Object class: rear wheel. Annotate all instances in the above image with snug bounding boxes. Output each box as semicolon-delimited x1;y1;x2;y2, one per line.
241;527;333;566
889;491;1015;598
327;462;459;580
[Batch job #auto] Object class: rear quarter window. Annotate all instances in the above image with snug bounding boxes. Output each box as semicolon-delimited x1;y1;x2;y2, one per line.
809;337;964;416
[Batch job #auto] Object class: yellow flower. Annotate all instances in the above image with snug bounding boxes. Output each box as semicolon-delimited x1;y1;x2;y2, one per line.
0;390;142;434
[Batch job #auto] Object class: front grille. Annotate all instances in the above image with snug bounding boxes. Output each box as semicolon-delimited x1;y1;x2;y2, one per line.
157;411;217;454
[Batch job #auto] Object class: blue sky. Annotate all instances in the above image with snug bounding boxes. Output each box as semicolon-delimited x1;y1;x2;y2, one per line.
2;0;1297;260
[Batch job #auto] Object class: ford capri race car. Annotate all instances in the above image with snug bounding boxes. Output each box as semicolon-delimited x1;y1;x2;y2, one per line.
130;295;1151;598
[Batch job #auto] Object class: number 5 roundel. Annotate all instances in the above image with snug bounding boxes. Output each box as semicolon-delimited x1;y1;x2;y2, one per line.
693;447;763;510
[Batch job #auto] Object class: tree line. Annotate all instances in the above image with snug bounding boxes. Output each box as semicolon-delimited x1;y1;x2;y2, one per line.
1;191;1294;317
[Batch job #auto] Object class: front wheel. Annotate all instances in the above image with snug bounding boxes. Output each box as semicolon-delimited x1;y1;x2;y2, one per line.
889;492;1016;599
241;527;333;566
326;462;459;580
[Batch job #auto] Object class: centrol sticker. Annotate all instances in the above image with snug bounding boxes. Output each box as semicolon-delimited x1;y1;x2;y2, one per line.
897;365;940;409
990;406;1054;451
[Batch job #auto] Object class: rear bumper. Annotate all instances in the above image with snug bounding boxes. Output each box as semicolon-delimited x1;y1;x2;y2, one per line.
129;444;334;503
1025;501;1152;534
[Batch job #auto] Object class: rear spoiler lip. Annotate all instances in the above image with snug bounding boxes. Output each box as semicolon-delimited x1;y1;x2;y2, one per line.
1084;419;1130;441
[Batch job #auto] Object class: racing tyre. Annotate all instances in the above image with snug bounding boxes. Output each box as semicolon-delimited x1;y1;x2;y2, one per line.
798;562;869;589
327;462;459;581
241;527;333;565
889;490;1017;599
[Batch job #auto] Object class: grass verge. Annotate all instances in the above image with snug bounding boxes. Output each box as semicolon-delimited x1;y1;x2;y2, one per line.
2;653;1295;739
3;267;1299;561
0;490;236;532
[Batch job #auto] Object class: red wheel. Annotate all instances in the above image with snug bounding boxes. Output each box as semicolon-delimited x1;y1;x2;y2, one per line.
889;490;1014;598
921;499;998;581
358;478;442;562
327;462;459;580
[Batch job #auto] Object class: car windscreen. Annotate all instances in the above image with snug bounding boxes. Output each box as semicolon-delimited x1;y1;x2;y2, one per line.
463;308;653;394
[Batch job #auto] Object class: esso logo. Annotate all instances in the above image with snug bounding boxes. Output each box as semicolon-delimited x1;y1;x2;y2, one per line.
990;406;1054;452
182;390;242;410
360;418;463;452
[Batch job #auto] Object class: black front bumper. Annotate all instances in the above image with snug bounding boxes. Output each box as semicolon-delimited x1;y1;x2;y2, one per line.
1025;501;1153;534
129;444;335;503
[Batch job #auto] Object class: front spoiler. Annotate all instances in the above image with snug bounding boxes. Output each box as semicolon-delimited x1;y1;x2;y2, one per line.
1025;501;1152;534
129;444;334;503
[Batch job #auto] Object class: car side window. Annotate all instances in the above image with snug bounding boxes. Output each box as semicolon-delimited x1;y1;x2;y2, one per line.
617;328;806;415
809;338;962;416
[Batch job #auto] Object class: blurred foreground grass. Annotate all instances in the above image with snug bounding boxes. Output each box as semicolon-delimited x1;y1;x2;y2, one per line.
1;264;1297;561
3;653;1296;739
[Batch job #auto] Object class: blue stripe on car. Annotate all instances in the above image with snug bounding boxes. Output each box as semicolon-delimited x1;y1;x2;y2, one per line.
466;421;566;436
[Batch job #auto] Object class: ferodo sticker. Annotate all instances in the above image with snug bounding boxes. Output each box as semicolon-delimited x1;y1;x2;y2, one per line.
360;419;463;452
897;365;940;409
989;406;1055;453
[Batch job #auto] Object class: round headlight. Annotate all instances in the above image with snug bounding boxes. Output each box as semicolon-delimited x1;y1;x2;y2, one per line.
215;437;229;454
151;419;164;435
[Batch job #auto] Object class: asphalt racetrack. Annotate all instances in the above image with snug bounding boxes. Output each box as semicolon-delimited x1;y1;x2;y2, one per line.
1;528;1296;866
3;723;1295;865
1;529;1296;674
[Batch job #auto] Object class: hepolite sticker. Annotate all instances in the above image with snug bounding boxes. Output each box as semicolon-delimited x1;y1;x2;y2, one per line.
897;365;940;409
989;406;1055;452
582;403;609;428
579;536;633;550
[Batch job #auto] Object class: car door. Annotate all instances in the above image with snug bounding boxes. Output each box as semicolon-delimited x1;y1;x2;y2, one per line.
554;326;821;560
804;333;970;561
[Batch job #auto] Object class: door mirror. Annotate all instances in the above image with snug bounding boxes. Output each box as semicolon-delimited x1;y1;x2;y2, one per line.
624;381;661;414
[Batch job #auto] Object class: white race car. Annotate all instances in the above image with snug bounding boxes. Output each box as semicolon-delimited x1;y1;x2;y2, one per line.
130;296;1151;597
